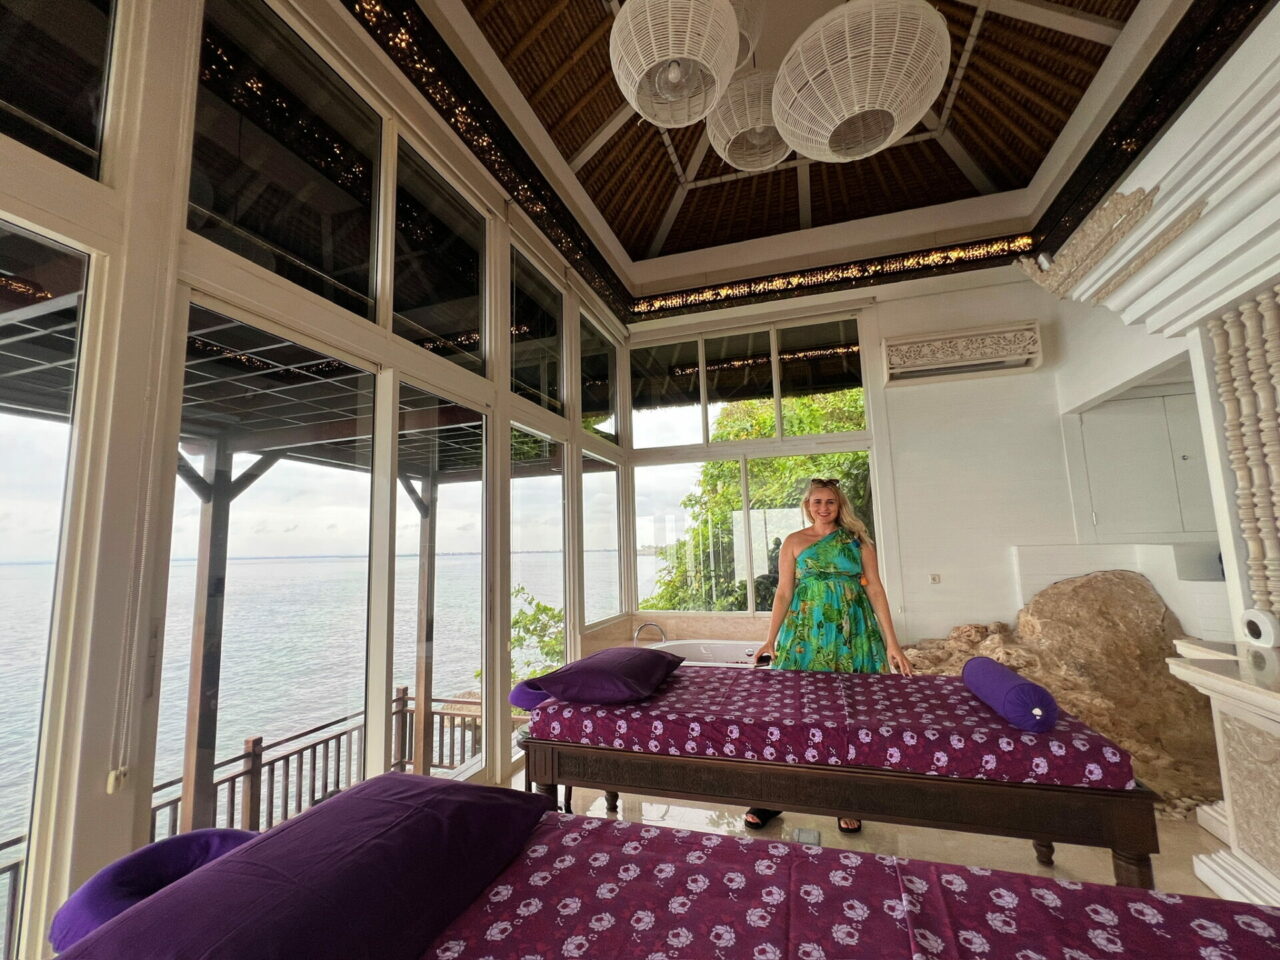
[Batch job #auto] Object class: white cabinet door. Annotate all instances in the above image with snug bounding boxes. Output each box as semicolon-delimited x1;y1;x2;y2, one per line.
1081;397;1183;536
1165;393;1216;531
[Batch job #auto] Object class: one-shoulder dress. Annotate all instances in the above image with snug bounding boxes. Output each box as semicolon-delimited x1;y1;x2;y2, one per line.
771;528;888;673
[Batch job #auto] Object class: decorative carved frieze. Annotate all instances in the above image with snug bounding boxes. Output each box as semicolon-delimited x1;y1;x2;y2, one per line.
1092;199;1207;304
1019;189;1156;296
883;322;1041;382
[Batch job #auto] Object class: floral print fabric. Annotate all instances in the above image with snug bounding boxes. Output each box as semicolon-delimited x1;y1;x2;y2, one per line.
528;668;1136;791
427;812;1280;959
773;529;887;674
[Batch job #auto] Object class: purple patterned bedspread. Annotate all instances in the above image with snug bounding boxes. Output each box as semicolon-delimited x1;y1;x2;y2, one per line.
426;812;1280;960
528;668;1136;791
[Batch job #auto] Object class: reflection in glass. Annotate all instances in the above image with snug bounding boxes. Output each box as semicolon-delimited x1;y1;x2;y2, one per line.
0;0;116;176
393;141;485;374
189;0;379;319
635;462;746;611
779;318;865;436
510;428;565;729
631;340;701;448
0;218;88;948
706;330;774;441
152;306;374;838
511;253;562;413
394;383;485;776
746;454;874;611
580;316;616;443
582;454;620;623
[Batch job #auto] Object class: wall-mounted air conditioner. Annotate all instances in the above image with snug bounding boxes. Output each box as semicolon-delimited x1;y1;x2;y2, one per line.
882;320;1042;385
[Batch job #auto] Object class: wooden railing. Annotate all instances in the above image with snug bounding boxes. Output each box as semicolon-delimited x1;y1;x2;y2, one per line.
0;692;486;956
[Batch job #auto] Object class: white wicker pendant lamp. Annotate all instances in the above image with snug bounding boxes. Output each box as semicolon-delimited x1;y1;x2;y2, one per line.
609;0;740;128
773;0;950;163
707;69;790;171
729;0;764;69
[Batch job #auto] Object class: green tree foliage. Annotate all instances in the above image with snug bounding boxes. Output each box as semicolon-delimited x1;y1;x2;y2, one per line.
509;585;566;684
642;388;872;613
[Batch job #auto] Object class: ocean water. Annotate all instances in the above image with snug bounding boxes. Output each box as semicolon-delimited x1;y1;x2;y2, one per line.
0;550;646;843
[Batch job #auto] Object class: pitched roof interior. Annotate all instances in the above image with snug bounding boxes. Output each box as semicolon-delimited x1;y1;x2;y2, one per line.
461;0;1138;260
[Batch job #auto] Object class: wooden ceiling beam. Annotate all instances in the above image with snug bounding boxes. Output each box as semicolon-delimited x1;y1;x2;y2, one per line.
797;164;812;230
948;0;1121;45
646;184;688;258
965;71;1057;146
983;19;1110;71
969;59;1070;125
471;0;502;21
531;16;613;107
506;0;570;63
582;122;641;187
924;108;997;194
551;70;616;136
569;103;634;171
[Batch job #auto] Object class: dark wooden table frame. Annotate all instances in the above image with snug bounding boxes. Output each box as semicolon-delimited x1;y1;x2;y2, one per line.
523;738;1160;888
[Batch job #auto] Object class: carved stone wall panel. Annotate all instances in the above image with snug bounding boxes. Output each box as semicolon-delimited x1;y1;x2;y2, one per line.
1091;199;1206;304
1220;712;1280;876
883;322;1041;378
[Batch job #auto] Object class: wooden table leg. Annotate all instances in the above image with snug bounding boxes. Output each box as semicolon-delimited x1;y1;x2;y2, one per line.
1033;841;1055;866
563;785;573;814
536;782;557;807
1112;850;1155;889
605;790;619;813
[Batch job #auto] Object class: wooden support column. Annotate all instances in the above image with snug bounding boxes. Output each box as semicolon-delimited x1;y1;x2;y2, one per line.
401;470;437;773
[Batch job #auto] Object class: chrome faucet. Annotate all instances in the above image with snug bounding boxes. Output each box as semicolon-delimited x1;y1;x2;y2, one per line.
632;621;668;646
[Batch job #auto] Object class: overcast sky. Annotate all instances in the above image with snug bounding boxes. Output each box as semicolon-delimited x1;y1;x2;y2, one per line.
2;412;708;563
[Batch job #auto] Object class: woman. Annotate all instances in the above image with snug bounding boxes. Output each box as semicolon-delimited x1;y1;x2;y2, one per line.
746;477;912;833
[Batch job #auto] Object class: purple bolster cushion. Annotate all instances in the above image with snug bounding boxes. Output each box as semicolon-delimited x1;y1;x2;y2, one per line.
962;656;1059;732
57;773;554;960
49;828;256;952
509;646;685;708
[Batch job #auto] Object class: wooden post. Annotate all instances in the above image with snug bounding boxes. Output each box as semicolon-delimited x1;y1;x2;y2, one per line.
401;465;437;774
392;686;409;771
241;736;263;832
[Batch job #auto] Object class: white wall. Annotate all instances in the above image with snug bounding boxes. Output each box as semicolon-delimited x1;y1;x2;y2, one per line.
866;275;1078;640
1053;297;1187;414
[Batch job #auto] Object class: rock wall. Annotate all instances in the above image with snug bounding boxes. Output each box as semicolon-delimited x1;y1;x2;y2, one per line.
906;570;1221;811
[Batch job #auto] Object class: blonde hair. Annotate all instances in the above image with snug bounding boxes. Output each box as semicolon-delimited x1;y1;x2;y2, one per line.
802;478;874;545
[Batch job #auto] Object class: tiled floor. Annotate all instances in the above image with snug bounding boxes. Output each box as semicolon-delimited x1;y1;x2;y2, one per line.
538;785;1224;899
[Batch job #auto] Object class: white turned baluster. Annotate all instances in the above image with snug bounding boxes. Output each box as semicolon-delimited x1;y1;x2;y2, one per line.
1220;312;1268;609
1258;289;1280;610
1243;300;1280;609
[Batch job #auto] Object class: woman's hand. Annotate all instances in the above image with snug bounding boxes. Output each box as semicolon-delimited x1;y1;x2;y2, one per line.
754;640;776;666
887;645;913;676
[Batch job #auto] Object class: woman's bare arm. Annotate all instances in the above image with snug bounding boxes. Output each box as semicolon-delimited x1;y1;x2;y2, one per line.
754;535;798;662
860;542;913;675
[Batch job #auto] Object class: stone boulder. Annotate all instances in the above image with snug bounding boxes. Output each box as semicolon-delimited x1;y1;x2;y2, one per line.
906;570;1221;807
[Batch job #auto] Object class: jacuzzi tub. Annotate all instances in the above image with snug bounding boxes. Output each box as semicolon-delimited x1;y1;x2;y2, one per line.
649;639;759;665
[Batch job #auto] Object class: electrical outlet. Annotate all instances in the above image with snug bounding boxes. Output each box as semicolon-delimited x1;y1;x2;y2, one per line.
928;573;941;584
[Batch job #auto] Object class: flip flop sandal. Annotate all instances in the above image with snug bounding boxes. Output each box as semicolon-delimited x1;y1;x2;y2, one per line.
837;818;863;834
744;808;781;830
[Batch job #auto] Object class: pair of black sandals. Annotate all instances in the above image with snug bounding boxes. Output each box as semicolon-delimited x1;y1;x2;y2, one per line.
743;808;862;834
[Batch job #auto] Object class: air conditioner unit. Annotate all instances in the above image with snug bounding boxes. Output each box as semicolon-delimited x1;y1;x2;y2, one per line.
883;320;1041;385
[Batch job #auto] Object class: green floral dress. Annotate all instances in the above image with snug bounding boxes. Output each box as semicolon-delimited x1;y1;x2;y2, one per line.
772;528;888;674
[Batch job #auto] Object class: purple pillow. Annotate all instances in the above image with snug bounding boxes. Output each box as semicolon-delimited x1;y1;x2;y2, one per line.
962;656;1059;733
511;646;685;707
57;773;554;960
50;828;255;952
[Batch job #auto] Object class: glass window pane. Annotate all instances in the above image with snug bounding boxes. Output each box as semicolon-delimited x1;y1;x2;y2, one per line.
631;341;701;448
190;0;379;319
394;384;485;776
0;0;116;176
582;454;620;623
706;330;774;441
152;306;374;836
580;316;616;443
746;453;874;612
393;140;485;375
0;218;87;943
635;461;746;611
510;252;562;413
779;318;866;436
510;428;565;730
